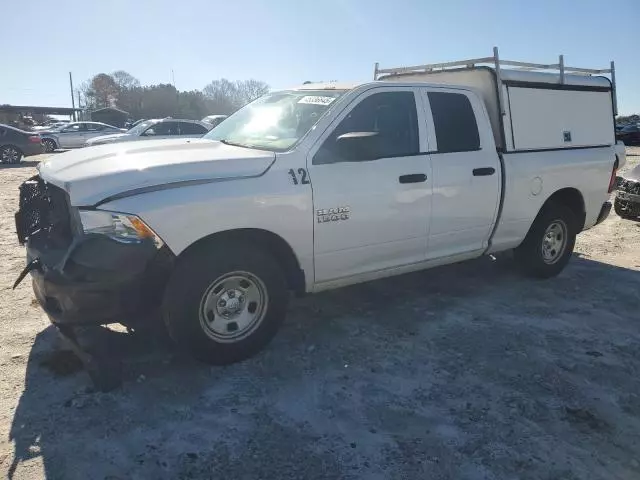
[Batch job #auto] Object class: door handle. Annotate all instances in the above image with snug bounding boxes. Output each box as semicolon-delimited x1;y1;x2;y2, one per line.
399;173;427;184
473;167;496;176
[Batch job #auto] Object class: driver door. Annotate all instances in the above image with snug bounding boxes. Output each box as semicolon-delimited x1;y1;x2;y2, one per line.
308;87;433;285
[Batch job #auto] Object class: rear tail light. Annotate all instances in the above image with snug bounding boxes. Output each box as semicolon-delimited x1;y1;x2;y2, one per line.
28;135;41;144
608;157;619;193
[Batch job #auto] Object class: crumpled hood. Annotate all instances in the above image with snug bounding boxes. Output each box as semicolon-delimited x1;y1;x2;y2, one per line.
38;138;276;206
625;163;640;182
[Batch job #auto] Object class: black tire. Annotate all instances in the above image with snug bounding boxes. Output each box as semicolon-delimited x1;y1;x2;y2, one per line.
42;138;57;153
514;202;577;279
614;198;636;219
162;241;289;365
1;145;23;164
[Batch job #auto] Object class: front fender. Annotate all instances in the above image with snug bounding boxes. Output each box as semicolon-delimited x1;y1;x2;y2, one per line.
98;165;315;291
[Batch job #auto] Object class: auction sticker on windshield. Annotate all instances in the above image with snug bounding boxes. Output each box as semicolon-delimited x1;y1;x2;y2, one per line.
298;96;336;106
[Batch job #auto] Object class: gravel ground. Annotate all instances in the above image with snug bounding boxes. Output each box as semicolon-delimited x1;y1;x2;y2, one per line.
1;151;639;480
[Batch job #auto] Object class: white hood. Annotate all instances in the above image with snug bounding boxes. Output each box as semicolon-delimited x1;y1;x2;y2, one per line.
38;138;276;206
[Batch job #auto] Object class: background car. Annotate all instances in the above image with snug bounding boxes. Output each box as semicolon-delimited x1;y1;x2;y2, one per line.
202;115;228;128
615;124;640;145
40;122;126;152
84;118;212;146
0;124;44;164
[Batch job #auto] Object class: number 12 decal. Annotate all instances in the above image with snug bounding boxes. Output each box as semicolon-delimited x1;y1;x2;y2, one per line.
288;168;310;185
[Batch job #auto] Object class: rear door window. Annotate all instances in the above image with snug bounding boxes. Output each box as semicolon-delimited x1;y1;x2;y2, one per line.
428;91;480;153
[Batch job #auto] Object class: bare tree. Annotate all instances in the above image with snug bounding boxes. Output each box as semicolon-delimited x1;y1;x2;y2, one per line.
203;79;269;114
85;74;120;109
203;79;241;114
111;70;141;91
236;79;269;105
78;71;269;119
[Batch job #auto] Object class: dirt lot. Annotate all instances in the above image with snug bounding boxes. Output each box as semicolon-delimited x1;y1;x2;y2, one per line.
1;152;639;479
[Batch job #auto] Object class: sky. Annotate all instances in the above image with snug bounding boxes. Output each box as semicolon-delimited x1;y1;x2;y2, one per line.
3;0;639;114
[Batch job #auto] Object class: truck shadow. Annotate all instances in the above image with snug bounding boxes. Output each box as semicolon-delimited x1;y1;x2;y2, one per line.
7;254;640;479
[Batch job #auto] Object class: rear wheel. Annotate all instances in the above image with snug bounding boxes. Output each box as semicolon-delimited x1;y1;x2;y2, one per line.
514;202;577;279
42;138;57;153
162;242;288;365
1;145;22;164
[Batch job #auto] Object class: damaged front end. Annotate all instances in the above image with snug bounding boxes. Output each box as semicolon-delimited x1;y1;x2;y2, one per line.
14;175;174;327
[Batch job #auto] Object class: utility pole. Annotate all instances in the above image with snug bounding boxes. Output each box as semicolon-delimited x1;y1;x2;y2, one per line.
69;72;76;121
77;91;82;120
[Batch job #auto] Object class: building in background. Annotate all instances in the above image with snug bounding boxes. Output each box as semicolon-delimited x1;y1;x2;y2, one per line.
90;107;129;128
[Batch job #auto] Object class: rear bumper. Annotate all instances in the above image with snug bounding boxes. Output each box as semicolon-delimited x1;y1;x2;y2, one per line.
27;235;174;326
595;201;612;226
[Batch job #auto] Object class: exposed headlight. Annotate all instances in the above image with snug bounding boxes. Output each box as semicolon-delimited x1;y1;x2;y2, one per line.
78;210;163;247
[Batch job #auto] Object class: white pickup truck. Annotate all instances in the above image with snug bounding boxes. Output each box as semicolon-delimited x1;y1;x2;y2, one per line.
15;49;621;371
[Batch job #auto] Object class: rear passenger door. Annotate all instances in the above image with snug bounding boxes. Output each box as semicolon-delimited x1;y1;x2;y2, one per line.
420;88;501;258
84;123;107;142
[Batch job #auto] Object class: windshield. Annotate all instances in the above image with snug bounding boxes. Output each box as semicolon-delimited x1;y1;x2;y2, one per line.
127;120;155;135
204;90;346;151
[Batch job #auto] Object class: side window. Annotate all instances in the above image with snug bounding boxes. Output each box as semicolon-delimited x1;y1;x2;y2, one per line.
86;123;104;131
428;92;480;153
62;124;82;133
179;122;208;135
144;122;178;136
314;91;419;164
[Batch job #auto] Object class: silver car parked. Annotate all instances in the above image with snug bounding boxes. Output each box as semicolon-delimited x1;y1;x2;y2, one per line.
84;118;212;147
41;122;125;152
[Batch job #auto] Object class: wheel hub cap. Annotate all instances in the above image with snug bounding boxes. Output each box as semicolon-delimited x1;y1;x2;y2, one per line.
541;220;568;264
2;148;18;163
199;272;267;343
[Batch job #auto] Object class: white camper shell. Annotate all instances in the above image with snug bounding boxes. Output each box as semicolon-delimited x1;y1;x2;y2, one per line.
375;47;617;153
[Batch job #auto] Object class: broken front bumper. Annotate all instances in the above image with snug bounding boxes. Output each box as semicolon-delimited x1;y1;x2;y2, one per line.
15;175;175;326
26;233;174;326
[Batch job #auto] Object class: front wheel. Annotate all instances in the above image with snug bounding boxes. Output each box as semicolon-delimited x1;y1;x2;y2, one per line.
1;145;22;164
514;202;577;279
162;242;288;365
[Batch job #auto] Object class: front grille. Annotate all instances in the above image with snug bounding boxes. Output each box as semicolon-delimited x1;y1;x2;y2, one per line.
619;179;640;195
15;175;72;246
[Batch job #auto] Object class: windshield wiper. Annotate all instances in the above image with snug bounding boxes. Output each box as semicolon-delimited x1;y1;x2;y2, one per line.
219;139;249;148
218;138;262;150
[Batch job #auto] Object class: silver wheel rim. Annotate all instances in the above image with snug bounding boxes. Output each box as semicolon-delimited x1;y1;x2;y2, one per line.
541;220;568;264
44;140;55;152
2;147;20;163
199;271;268;343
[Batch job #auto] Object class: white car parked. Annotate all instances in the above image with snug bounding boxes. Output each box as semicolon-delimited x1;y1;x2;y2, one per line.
84;118;211;146
15;49;620;387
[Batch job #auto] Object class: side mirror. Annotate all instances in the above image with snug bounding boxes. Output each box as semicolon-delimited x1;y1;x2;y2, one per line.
335;131;379;161
142;128;156;136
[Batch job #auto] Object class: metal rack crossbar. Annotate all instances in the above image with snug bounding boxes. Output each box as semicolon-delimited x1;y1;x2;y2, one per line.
374;47;617;114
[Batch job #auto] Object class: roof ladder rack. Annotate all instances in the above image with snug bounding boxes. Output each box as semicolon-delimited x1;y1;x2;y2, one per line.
374;47;617;115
